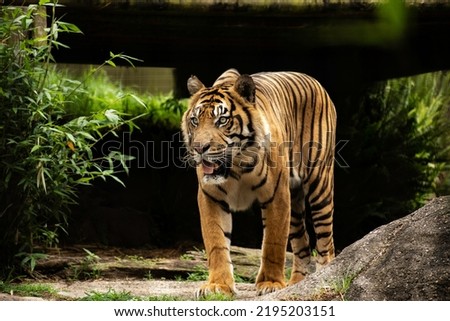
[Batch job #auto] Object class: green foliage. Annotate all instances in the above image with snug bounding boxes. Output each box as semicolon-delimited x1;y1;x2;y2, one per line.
179;253;196;261
144;271;154;281
68;248;101;280
0;281;57;298
186;265;209;281
80;289;180;301
329;272;357;301
0;4;140;279
62;68;187;129
340;71;450;226
198;292;234;301
80;289;137;301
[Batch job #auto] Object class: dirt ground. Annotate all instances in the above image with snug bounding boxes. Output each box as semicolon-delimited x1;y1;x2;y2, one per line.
1;245;260;301
45;280;255;300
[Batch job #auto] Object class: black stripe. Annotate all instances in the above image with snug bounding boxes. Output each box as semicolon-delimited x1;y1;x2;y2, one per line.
312;211;333;223
316;231;332;239
318;249;332;256
252;159;269;191
289;218;302;227
310;193;333;213
314;221;333;228
229;132;252;141
209;246;229;256
257;151;267;177
309;174;331;205
233;114;244;132
259;171;283;209
201;188;230;212
297;76;310;170
289;223;306;241
240;153;259;174
229;170;241;180
241;106;254;135
228;99;236;113
294;246;311;259
217;185;228;195
291;270;307;276
200;89;224;99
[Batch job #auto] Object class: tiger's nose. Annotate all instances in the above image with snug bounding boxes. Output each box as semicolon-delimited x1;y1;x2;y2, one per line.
194;143;210;154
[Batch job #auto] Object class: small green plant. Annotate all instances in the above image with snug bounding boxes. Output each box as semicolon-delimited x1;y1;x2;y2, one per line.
144;271;153;281
68;248;101;280
180;253;195;261
16;252;48;275
314;272;357;301
145;294;181;301
80;289;181;301
234;272;252;283
330;272;357;300
0;281;57;298
199;292;234;301
126;255;145;262
186;265;209;281
284;267;292;282
80;289;136;301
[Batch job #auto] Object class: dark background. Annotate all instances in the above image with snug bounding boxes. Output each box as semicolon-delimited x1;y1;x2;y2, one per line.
45;1;450;252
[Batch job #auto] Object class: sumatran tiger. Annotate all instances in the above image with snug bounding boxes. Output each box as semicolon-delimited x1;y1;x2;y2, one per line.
181;68;336;298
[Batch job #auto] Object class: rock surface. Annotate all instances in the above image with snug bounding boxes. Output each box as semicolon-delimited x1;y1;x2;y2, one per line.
264;196;450;301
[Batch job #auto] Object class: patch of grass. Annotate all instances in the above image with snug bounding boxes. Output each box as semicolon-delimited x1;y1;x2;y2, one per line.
313;271;357;301
144;271;153;281
126;255;145;262
174;275;184;281
234;273;252;284
285;267;292;281
186;265;209;281
199;292;234;301
330;272;356;300
80;289;137;301
79;289;181;301
180;253;195;261
68;248;101;280
145;295;181;301
0;281;57;298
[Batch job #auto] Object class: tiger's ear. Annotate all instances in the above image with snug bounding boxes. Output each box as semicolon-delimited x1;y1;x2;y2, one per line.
187;75;205;95
234;74;255;103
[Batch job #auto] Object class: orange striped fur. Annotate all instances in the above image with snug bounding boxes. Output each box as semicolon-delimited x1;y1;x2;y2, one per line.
182;69;336;297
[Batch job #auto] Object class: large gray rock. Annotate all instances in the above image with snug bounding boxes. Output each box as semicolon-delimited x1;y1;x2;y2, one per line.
265;196;450;300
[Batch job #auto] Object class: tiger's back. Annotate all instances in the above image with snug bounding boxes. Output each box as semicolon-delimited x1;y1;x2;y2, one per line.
182;69;336;297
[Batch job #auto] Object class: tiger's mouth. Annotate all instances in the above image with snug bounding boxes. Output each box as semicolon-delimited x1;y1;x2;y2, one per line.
201;159;227;177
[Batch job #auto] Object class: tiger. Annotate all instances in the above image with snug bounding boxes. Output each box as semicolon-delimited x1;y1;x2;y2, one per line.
181;68;336;298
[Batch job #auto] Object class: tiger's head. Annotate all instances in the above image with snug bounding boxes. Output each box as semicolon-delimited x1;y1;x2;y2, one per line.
181;69;268;185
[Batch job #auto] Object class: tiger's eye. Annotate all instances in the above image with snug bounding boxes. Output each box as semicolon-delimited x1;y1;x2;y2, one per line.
190;116;199;127
217;116;229;126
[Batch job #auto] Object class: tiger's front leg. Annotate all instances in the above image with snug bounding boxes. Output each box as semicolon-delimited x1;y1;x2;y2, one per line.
195;188;235;299
256;173;291;296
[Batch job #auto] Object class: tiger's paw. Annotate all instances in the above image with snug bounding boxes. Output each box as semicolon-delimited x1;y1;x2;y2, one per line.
288;271;306;286
256;281;285;296
194;283;235;299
